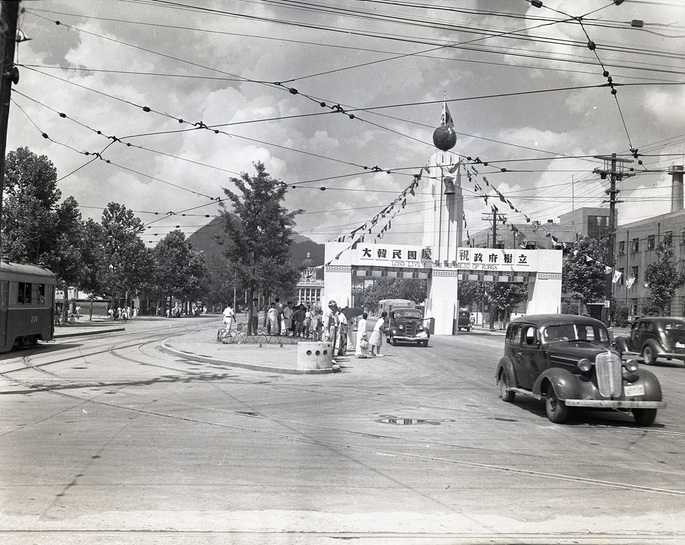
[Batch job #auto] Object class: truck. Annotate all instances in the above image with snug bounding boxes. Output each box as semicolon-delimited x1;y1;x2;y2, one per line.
379;299;429;347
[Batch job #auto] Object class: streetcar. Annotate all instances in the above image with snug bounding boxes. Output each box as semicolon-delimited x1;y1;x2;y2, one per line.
0;261;56;352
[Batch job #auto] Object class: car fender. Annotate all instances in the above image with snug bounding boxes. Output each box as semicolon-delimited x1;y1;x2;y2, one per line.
642;339;664;357
495;356;516;385
614;336;631;354
629;368;664;401
532;367;580;400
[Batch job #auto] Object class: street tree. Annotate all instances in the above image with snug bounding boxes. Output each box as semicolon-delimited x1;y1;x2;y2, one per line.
356;278;427;311
2;148;86;319
562;236;608;312
152;230;206;313
457;280;485;309
1;147;60;265
644;234;685;315
203;253;235;310
218;162;301;334
79;218;108;319
484;281;528;328
100;202;151;308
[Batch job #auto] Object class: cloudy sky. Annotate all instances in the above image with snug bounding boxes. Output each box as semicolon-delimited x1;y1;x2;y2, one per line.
8;0;685;248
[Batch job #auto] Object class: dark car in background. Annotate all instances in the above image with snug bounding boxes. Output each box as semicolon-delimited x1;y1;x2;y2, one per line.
615;317;685;366
457;309;473;331
386;307;430;346
495;314;665;426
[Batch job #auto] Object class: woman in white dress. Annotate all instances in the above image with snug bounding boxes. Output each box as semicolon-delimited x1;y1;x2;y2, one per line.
355;313;369;358
369;311;387;357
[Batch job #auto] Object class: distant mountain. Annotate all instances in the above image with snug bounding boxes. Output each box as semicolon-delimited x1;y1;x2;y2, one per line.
187;217;325;268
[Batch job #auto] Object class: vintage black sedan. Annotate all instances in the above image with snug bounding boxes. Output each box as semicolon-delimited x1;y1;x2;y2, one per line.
614;316;685;365
495;314;665;426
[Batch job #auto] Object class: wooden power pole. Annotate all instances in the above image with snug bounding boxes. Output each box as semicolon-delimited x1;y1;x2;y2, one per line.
0;1;20;240
594;153;634;326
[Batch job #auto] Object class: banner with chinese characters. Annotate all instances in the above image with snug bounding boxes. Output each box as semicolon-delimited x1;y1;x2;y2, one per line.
356;244;538;272
454;248;537;272
356;244;432;269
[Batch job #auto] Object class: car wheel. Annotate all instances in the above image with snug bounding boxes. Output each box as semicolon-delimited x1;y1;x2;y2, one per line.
498;372;515;403
545;383;568;423
642;343;657;365
633;408;657;426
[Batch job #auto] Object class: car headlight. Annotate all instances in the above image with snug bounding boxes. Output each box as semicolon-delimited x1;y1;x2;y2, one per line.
398;324;404;330
577;358;593;372
623;359;639;372
417;325;425;331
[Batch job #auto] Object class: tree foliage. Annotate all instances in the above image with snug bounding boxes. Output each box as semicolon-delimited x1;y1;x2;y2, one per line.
152;230;206;303
1;147;61;266
355;277;428;310
99;202;152;304
562;236;608;305
644;234;685;315
457;280;485;308
218;162;302;331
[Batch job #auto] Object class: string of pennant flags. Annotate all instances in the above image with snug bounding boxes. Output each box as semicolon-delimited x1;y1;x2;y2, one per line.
326;159;635;288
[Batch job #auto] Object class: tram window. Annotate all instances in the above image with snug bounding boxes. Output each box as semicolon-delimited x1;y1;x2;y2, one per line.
38;284;46;304
17;282;32;304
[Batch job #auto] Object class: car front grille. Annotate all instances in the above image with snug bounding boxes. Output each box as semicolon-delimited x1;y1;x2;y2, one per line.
595;350;623;398
403;323;417;336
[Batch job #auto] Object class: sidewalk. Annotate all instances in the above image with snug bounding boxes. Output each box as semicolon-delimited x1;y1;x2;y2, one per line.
53;317;126;338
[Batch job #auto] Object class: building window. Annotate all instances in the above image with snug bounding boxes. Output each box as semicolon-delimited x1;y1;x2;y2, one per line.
618;240;625;255
618;268;625;285
632;266;639;283
647;235;655;251
631;238;640;253
587;215;609;238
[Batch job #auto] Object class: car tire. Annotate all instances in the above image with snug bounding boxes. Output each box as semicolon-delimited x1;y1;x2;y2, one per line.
545;383;568;423
633;408;657;426
498;372;515;403
642;343;657;365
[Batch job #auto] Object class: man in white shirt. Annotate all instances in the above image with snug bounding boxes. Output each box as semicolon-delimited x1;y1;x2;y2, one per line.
223;304;236;333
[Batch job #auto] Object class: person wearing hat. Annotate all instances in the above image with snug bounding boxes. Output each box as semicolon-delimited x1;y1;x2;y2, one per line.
322;300;340;352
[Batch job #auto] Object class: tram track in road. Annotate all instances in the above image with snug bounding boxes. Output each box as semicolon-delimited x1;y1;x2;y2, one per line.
3;325;685;505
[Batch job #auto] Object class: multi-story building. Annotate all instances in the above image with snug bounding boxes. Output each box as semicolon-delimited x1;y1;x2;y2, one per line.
467;207;610;249
614;166;685;318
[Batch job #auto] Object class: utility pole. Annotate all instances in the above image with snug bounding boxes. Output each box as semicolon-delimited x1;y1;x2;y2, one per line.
593;153;634;326
482;212;506;248
0;1;20;242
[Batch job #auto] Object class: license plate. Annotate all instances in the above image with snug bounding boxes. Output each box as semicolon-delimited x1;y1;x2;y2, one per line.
624;384;645;397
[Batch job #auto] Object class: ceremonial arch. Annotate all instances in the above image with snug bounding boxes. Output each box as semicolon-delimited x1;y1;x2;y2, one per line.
323;241;562;335
322;102;562;335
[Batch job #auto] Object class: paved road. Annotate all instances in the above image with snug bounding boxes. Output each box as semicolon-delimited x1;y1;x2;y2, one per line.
1;316;684;545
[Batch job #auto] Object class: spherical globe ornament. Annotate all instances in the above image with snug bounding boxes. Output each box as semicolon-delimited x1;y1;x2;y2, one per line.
433;124;457;151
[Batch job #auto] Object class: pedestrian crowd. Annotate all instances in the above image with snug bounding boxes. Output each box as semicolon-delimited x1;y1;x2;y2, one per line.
222;298;387;359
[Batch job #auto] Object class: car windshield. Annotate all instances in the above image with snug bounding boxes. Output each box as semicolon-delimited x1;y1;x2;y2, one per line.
394;310;421;319
543;323;609;343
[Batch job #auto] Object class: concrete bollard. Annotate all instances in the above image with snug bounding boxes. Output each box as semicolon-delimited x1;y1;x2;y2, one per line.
297;341;334;371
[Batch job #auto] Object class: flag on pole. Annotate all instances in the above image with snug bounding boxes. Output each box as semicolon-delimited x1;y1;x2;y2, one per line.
440;100;454;128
